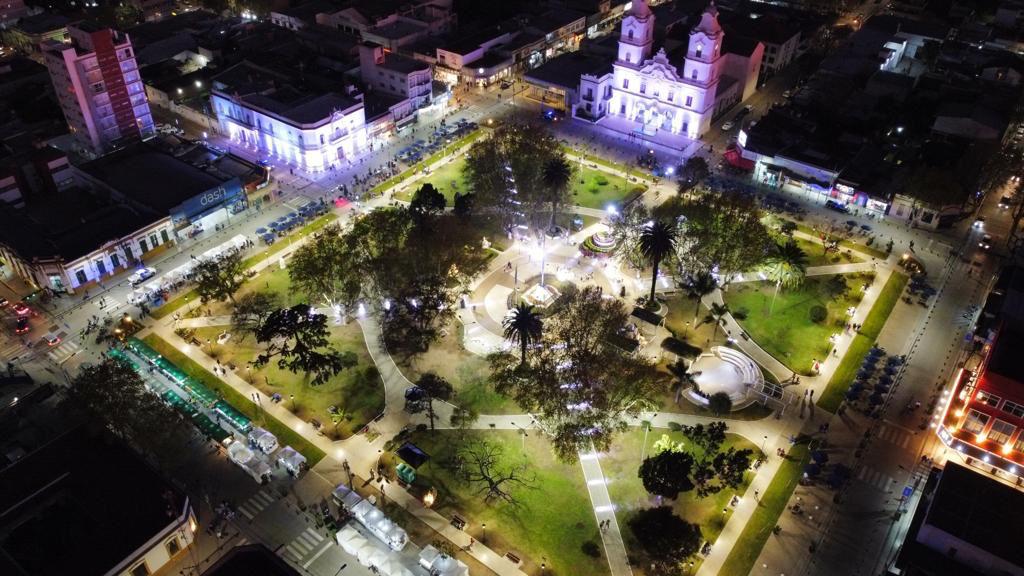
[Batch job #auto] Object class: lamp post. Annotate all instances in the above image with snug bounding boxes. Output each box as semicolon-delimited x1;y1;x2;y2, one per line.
290;394;295;410
481;523;487;545
762;435;768;453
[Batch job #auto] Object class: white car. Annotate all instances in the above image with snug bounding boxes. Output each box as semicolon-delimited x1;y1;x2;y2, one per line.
721;120;735;131
43;332;61;347
128;267;156;286
979;234;993;250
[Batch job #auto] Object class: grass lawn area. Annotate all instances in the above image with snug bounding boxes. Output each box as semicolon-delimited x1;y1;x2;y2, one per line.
192;321;382;440
786;236;864;267
395;320;519;414
724;275;867;375
792;221;889;260
142;333;327;465
818;272;908;412
569;165;641;211
601;428;761;574
397;430;605;576
718;441;810;576
372;129;487;198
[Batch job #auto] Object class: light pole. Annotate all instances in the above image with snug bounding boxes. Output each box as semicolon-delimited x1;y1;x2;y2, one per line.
481;523;487;545
290;394;295;410
761;435;768;454
639;416;657;465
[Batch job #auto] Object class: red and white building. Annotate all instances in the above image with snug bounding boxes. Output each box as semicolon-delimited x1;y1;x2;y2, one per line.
42;22;155;155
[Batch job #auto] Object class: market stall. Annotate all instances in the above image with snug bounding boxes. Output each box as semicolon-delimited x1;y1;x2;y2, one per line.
248;427;278;454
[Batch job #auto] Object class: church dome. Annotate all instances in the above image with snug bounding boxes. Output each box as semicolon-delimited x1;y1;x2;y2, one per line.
629;0;652;19
694;1;722;36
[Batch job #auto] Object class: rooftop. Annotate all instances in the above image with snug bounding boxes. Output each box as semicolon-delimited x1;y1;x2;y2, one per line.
923;462;1024;567
719;10;800;45
202;544;299;576
14;13;69;35
533;8;587;32
0;427;187;576
986;326;1024;384
525;51;612;88
366;19;424;40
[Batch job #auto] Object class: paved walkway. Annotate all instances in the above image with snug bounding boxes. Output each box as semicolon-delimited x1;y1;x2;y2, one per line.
579;447;633;576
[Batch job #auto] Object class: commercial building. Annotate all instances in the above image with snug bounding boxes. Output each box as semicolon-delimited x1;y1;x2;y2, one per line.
570;0;763;142
211;61;369;173
936;266;1024;487
3;13;69;62
0;427;197;576
42;22;156;155
359;42;432;111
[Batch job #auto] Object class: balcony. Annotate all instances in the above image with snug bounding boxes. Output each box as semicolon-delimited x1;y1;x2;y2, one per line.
329;129;348;143
582;92;594;102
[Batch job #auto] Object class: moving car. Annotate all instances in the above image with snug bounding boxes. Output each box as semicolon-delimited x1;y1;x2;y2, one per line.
973;216;985;228
43;332;61;347
979;234;993;250
12;302;30;315
825;199;850;214
128;267;156;286
14;317;29;334
999;196;1013;209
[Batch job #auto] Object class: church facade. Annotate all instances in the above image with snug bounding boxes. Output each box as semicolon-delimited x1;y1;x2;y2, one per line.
573;1;762;144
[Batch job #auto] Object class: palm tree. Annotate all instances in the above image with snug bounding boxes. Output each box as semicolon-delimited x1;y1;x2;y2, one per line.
684;271;717;326
638;220;678;305
542;155;573;229
667;359;697;405
503;303;543;365
763;240;808;315
702;302;730;341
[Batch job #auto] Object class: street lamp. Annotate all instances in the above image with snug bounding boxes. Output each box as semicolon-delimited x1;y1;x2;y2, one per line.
481;523;486;544
289;394;295;409
762;435;768;453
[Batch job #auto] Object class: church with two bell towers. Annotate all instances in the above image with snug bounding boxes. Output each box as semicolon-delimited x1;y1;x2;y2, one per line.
573;0;762;144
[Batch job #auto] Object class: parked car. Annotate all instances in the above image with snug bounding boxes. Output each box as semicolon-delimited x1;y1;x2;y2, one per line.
14;317;29;334
128;267;157;286
825;199;849;213
973;216;985;229
12;302;30;315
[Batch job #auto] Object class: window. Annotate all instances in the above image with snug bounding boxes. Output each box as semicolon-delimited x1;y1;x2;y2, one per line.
150;234;158;248
627;29;634;40
667;91;674;102
682;121;689;133
685;95;693;106
619;103;626;114
139;238;148;253
691;69;698;80
75;270;87;285
161;230;170;244
639;82;646;94
976;391;1002;408
95;259;106;276
1003;401;1024;418
623;79;629;89
130;562;150;576
165;537;181;557
963;409;990;435
110;253;120;269
1014;434;1024;453
989;419;1016;444
695;45;702;58
586;88;593;98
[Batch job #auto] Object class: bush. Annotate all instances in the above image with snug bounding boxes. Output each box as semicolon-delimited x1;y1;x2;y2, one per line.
809;305;828;324
661;336;702;360
708;391;733;415
595;175;609;186
581;541;602;558
668;421;682;432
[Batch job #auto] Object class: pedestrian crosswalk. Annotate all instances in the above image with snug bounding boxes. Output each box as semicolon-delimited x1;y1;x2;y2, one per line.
46;338;80;364
281;526;329;566
237;489;276;520
0;338;26;362
876;423;914;449
856;466;895;493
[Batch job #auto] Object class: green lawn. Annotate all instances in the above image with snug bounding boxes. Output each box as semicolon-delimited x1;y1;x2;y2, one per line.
817;272;908;412
397;430;605;576
793;222;889;260
718;441;810;576
371;129;487;198
395;321;519;414
600;428;761;574
724;275;866;375
142;333;327;465
786;236;864;267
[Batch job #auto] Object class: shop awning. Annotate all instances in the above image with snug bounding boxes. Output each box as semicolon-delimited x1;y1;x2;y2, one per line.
723;148;755;171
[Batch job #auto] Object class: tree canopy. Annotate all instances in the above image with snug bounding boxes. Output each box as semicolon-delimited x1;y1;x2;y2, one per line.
231;290;279;340
490;286;664;461
639;450;696;498
672;190;773;280
193;251;247;304
677;156;710;195
627;507;702;575
289;224;360;307
253;304;357;385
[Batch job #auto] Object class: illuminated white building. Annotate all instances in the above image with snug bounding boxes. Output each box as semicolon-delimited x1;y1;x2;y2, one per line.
210;62;368;173
573;0;761;142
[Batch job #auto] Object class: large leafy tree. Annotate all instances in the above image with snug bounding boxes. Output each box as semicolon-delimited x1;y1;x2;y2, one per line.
677;156;710;195
289;224;360;308
490;286;663;461
409;182;447;219
253;304;357;385
639;450;696;498
608;202;651;270
681;422;753;497
231;290;279;341
541;154;574;229
627;507;702;575
69;358;188;462
411;372;454;430
502;303;543;365
453;437;536;506
638;220;678;304
682;270;717;324
673;190;773;281
463;122;562;228
193;250;247;304
762;240;808;315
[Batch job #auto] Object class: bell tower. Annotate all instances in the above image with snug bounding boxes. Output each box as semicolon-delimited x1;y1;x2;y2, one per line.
618;0;655;65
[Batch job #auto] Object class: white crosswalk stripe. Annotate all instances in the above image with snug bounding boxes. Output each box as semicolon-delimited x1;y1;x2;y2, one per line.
237;489;276;519
877;424;911;448
281;528;326;563
856;466;895;492
0;340;26;361
46;339;80;364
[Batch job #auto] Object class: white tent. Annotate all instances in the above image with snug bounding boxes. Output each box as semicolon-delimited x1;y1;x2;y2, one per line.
332;484;363;510
419;546;468;576
357;544;377;566
248;428;278;454
367;548;389;569
227;442;254;465
277;446;306;474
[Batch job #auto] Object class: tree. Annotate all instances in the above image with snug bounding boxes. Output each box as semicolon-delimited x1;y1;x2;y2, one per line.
409;183;447;219
541;154;574;229
453;192;475;219
502;303;543;365
450;405;479;429
638;220;678;304
707;391;733;415
673;190;773;281
69;358;188;462
253;304;357;385
677;156;710;195
289;224;360;308
490;286;663;461
413;372;454;430
114;2;143;27
680;421;751;497
627;507;702;575
763;240;808;315
709;447;754;493
639;450;696;498
666;359;695;405
682;271;717;325
682;421;727;454
702;302;730;340
193;251;246;304
231;291;279;340
608;202;651;270
453;437;536;506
